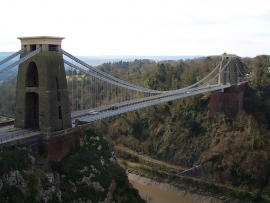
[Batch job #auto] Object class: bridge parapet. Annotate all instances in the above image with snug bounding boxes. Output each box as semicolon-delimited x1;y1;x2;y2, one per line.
17;36;64;52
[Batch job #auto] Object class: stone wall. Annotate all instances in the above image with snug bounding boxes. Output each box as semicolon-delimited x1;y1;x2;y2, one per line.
29;123;95;161
209;83;245;118
37;132;80;162
15;51;71;132
0;122;95;162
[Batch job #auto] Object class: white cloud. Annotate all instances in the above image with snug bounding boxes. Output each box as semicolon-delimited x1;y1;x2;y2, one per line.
1;0;269;57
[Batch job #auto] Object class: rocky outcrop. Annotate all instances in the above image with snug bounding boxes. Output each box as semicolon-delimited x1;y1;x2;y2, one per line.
0;129;145;203
1;170;63;203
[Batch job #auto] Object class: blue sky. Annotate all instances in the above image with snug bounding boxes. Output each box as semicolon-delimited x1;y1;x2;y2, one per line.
1;0;270;57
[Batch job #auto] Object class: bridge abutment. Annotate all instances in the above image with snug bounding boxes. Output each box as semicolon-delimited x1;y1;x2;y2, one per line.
209;83;245;118
0;126;90;162
35;132;80;162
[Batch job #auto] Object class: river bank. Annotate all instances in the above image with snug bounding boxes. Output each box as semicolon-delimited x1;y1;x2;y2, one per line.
129;175;198;203
126;168;246;203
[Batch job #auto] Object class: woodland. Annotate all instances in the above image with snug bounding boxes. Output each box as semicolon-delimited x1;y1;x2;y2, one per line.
1;54;270;201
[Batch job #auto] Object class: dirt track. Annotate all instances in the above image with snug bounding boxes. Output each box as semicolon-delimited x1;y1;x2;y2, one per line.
115;145;188;171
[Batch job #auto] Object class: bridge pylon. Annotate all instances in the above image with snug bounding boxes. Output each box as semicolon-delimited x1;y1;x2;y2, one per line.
218;53;237;85
14;36;71;132
210;53;245;118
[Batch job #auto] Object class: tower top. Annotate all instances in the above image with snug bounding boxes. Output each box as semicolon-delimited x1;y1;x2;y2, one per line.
221;53;236;59
17;36;65;46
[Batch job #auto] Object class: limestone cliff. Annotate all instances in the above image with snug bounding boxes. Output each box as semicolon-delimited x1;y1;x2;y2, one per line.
0;129;145;203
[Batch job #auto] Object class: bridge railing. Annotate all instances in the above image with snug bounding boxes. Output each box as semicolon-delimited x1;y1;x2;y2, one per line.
0;129;41;143
0;123;95;143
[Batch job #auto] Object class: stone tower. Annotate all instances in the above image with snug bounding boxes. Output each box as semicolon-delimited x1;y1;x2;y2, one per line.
209;53;244;118
218;53;237;85
14;36;71;132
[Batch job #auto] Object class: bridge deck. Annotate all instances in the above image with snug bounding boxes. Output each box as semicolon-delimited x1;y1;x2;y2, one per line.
0;124;40;144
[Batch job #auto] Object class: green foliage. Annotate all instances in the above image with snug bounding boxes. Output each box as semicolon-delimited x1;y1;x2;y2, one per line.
94;56;270;199
0;129;145;203
0;149;31;174
182;109;201;133
147;143;155;155
184;68;197;85
121;114;130;125
117;151;139;162
24;171;38;202
0;78;16;115
251;189;262;201
0;185;24;203
135;110;140;118
155;63;166;82
2;54;270;201
247;136;259;151
147;77;156;89
188;152;195;167
156;149;166;159
58;129;145;202
262;185;270;198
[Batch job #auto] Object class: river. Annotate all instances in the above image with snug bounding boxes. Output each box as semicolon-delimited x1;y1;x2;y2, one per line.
128;173;198;203
128;173;224;203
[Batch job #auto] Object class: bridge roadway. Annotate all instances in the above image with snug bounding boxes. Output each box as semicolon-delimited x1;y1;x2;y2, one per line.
72;84;230;123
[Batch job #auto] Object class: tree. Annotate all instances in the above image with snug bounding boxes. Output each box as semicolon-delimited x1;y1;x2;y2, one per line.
24;171;38;202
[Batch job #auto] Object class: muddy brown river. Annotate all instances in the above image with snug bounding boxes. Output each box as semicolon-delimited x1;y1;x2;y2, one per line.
128;173;224;203
128;173;198;203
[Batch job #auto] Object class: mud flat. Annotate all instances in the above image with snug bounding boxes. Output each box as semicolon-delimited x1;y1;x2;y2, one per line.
128;172;229;203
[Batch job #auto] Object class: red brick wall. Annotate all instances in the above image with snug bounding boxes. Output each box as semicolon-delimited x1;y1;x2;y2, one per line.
209;84;245;118
27;123;96;162
41;132;80;162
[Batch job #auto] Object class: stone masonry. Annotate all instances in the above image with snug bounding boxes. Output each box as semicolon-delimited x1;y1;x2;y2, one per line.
14;36;71;132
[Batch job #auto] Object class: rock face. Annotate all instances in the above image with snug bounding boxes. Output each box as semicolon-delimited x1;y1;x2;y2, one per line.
0;129;145;203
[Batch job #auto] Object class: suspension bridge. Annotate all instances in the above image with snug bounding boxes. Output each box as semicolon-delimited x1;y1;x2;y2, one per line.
0;36;243;146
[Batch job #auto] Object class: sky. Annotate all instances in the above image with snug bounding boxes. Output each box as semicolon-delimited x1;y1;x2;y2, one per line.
1;0;270;57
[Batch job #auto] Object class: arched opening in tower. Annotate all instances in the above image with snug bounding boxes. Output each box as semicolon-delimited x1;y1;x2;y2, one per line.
25;92;39;128
25;62;39;87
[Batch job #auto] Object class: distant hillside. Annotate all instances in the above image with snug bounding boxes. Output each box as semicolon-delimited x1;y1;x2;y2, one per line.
0;52;19;62
80;55;203;66
1;52;201;81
